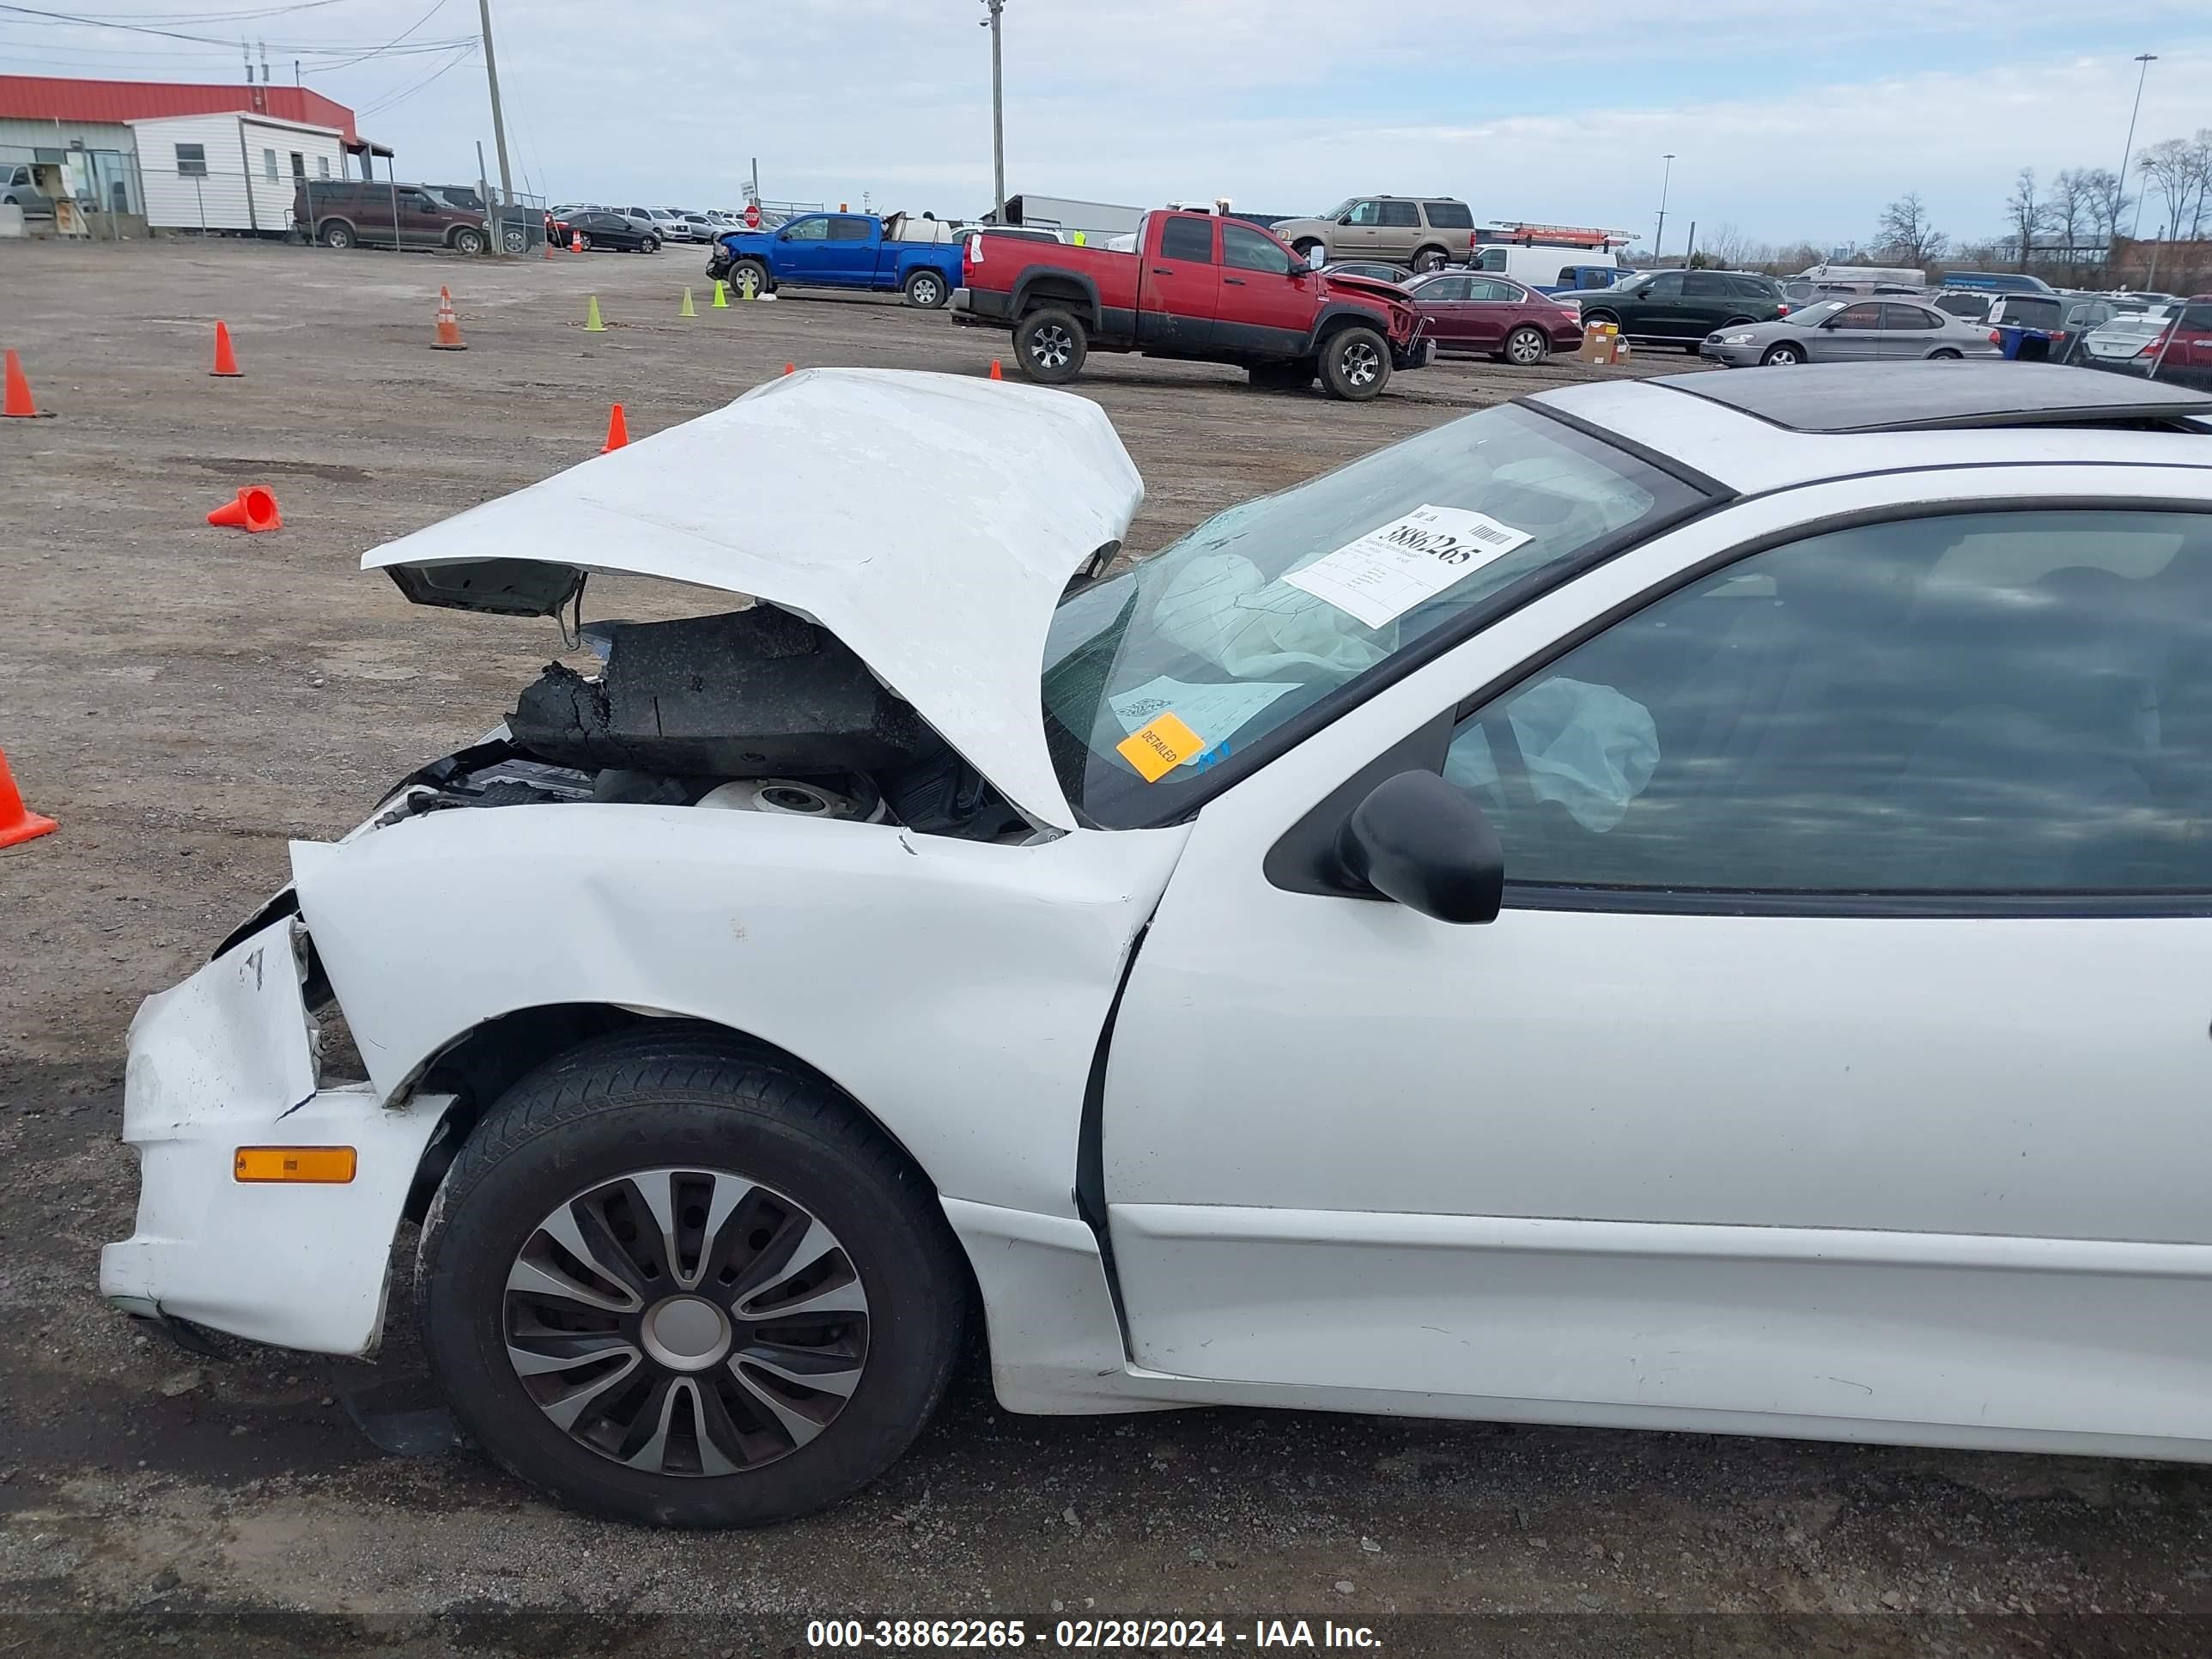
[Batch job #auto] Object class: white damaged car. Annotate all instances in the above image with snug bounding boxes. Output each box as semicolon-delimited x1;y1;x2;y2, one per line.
103;362;2212;1528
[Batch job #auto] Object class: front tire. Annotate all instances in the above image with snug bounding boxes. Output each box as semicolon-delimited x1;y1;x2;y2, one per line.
1319;325;1390;400
1013;307;1087;384
501;224;529;255
452;226;487;256
1503;325;1548;367
903;269;948;309
1760;342;1805;366
731;259;769;301
417;1030;967;1529
1412;246;1449;274
644;234;661;253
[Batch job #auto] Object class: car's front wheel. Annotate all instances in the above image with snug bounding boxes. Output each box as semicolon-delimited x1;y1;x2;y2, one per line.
1319;325;1390;400
1760;342;1805;366
451;226;487;256
416;1029;967;1528
644;234;661;253
730;259;769;301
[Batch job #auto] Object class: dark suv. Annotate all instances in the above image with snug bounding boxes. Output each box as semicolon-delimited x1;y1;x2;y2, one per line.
1576;269;1788;350
294;179;502;253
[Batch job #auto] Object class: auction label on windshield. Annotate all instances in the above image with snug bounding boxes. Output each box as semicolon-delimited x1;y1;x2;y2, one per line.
1284;503;1534;629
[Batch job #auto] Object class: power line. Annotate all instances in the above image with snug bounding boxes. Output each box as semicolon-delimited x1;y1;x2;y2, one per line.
0;2;465;52
356;38;470;116
298;0;446;74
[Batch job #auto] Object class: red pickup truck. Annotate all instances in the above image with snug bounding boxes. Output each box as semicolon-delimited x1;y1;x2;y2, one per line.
952;210;1430;400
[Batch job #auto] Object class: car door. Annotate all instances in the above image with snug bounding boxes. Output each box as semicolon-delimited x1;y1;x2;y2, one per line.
1217;221;1311;355
818;215;877;285
1409;273;1474;348
1814;299;1889;361
1376;198;1421;264
1139;215;1221;350
1456;276;1524;354
1103;466;2212;1451
1335;199;1384;258
1881;301;1948;359
1625;269;1685;338
773;214;834;278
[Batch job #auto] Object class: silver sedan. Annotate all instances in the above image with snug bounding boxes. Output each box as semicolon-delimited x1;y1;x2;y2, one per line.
1700;298;2002;368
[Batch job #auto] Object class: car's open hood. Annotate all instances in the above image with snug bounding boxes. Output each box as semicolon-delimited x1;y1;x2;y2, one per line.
362;368;1145;830
1320;272;1412;307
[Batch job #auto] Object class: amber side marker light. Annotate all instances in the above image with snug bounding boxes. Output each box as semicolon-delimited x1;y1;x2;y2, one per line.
234;1146;357;1183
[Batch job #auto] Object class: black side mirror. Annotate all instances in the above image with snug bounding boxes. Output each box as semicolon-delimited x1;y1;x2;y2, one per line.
1334;770;1504;925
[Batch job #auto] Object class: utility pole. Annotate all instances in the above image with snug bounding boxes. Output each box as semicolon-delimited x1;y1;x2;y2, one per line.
1652;153;1675;263
2118;52;2157;240
980;0;1006;222
476;0;516;236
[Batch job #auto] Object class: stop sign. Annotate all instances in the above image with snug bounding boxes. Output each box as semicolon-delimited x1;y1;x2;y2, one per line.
744;202;761;228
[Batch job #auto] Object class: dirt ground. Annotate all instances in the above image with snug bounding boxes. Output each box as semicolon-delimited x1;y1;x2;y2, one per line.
3;240;2209;1658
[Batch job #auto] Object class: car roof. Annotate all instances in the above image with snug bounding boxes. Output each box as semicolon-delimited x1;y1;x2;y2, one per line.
1530;363;2212;492
1659;361;2211;434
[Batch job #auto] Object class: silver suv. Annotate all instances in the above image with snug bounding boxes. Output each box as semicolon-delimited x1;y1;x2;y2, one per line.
1268;196;1474;273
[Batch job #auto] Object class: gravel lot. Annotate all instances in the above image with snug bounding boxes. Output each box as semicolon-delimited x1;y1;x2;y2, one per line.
3;239;2209;1658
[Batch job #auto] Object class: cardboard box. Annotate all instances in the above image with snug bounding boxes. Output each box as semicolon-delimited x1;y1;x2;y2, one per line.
1577;322;1621;366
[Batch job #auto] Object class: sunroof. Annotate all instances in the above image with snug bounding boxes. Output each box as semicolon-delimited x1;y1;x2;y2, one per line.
1655;361;2212;434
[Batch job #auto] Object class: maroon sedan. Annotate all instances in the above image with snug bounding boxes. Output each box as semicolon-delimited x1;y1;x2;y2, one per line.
1407;272;1585;365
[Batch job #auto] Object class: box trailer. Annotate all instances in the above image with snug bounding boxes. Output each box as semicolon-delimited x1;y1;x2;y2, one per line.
128;111;344;236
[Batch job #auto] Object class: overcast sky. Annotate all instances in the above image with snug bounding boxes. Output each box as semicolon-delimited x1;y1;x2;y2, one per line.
5;1;2207;247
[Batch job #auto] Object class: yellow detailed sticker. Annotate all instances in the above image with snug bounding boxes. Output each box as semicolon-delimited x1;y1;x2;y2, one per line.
1115;712;1205;782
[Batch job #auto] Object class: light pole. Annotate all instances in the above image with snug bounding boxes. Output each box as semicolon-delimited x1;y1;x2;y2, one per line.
979;0;1006;223
477;0;515;242
2118;52;2156;240
1652;153;1675;263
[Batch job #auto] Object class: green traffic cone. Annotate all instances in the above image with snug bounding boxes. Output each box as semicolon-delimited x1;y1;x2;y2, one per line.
584;295;605;333
711;279;728;308
679;287;696;319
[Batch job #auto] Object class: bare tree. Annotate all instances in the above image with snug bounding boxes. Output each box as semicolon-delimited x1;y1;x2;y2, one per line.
2078;166;2129;244
1874;192;1948;267
2136;138;2194;240
2049;168;2087;266
2006;167;2053;270
2188;129;2212;240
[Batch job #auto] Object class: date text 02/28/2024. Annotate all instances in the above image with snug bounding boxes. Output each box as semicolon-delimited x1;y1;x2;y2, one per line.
805;1617;1382;1649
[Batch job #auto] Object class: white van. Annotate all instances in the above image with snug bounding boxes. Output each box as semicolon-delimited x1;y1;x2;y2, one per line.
1471;243;1628;290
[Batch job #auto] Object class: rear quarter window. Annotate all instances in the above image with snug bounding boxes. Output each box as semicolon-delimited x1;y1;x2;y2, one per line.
1422;201;1474;229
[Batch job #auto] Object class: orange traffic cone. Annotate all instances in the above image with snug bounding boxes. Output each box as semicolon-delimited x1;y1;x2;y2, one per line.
210;320;242;377
988;359;1003;380
783;362;795;375
0;750;57;848
570;229;583;253
3;349;44;417
599;403;629;453
207;484;282;532
432;287;467;351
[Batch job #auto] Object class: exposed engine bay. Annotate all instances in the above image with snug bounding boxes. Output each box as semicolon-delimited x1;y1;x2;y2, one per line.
374;605;1032;842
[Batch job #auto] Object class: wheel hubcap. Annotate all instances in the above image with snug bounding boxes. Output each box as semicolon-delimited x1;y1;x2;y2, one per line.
1031;326;1071;368
1345;343;1380;385
504;1167;869;1477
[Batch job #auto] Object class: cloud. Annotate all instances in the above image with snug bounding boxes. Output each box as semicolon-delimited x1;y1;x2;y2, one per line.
6;0;2209;244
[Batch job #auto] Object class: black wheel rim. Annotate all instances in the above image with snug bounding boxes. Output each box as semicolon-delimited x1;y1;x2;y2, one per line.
504;1167;870;1477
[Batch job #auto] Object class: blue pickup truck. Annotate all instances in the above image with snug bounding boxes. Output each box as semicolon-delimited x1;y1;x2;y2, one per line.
705;211;968;309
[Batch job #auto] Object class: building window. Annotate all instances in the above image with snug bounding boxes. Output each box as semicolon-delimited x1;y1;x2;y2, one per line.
174;143;207;178
316;155;330;179
263;148;278;182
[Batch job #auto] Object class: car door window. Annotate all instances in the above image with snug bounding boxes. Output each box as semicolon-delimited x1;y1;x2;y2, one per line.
1882;304;1943;331
1832;302;1885;331
1444;509;2212;898
1378;201;1420;229
828;216;872;240
1158;217;1216;262
781;217;829;241
1221;223;1291;274
1465;278;1521;301
1416;276;1472;301
1638;271;1684;299
1725;275;1775;301
1681;272;1729;300
1341;201;1382;226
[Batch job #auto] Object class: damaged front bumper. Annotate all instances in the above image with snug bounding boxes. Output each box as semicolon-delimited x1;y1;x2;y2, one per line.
98;915;455;1357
